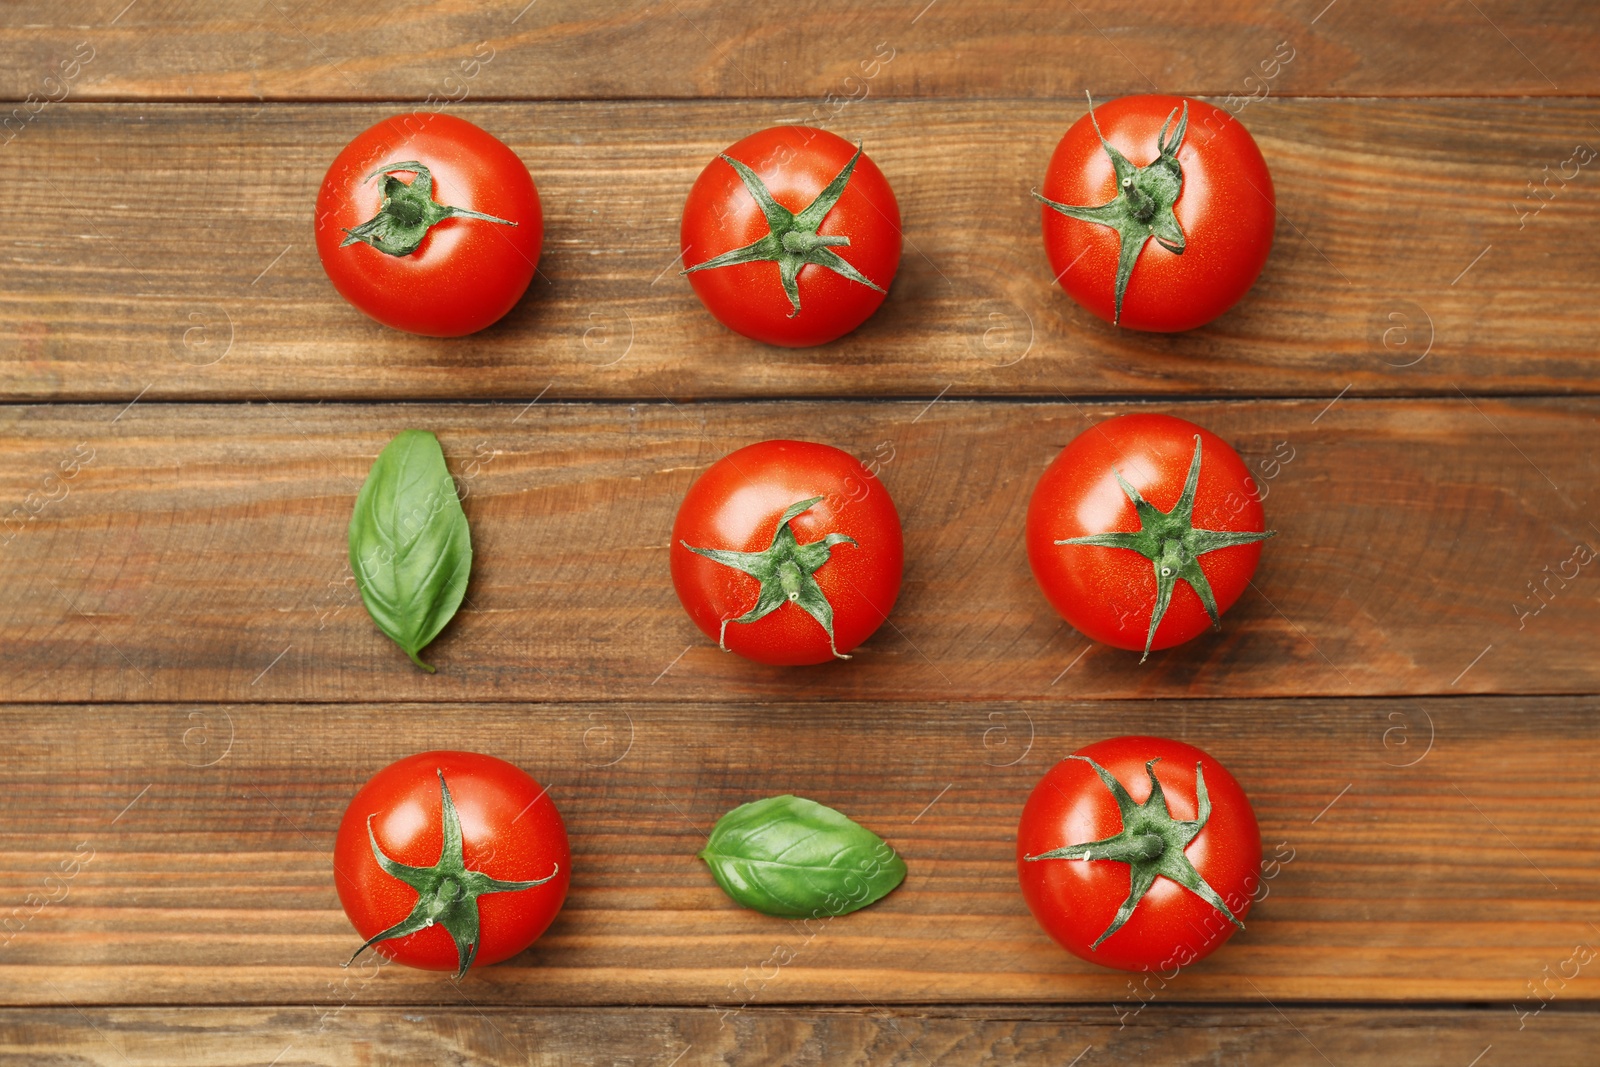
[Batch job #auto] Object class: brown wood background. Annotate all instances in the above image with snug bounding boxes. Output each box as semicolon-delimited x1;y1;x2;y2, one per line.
2;1;1597;1064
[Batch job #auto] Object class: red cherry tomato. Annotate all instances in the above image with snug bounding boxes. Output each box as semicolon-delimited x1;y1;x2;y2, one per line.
1017;736;1262;972
1026;413;1271;660
670;440;903;665
1039;94;1274;331
314;113;541;336
681;126;901;347
333;751;569;975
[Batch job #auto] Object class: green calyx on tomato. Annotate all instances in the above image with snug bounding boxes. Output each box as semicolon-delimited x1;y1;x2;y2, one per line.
681;495;857;659
1024;755;1243;949
347;770;559;979
683;144;886;317
1056;434;1273;661
342;160;517;257
1034;94;1188;325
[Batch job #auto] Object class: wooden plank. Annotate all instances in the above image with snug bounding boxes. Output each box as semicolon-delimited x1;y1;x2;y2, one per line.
3;1005;1594;1066
3;2;1596;101
4;100;1598;402
2;398;1595;704
1;697;1596;1007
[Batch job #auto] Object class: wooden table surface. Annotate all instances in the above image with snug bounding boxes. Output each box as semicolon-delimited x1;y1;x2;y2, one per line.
3;2;1597;1064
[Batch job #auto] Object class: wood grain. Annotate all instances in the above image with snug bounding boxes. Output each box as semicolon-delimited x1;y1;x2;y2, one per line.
3;1;1596;101
2;399;1595;704
2;697;1596;1008
1;2;1595;1061
4;100;1599;402
3;1005;1594;1066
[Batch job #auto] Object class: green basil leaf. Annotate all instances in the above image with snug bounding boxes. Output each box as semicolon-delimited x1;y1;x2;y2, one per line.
699;795;907;917
348;430;472;673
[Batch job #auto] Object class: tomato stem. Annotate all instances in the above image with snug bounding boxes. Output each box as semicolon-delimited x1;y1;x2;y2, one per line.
681;496;858;660
1053;434;1274;662
1024;755;1246;950
346;770;558;979
340;160;517;258
1034;92;1190;325
682;142;887;318
1121;177;1157;223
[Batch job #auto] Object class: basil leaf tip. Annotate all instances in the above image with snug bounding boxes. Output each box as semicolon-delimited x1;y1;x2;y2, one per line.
699;794;907;918
348;429;472;672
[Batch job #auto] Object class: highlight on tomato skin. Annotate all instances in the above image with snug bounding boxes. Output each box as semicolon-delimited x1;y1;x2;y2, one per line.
679;125;902;347
313;113;543;337
332;750;570;977
1036;93;1275;332
669;439;904;666
1015;735;1263;972
1025;412;1273;662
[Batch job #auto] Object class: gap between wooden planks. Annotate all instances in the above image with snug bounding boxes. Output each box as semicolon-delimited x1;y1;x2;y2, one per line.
3;100;1597;401
0;697;1595;1007
0;398;1593;703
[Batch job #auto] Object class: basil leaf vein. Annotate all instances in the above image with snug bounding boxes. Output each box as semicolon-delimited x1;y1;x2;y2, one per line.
348;429;472;672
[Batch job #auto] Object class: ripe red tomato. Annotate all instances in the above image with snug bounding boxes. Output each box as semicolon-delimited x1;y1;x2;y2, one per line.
1026;413;1272;660
314;113;542;336
333;751;569;977
681;126;901;347
1017;736;1261;972
1038;94;1274;331
670;440;903;665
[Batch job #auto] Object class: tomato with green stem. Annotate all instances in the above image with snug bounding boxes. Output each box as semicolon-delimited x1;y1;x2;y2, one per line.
314;113;541;337
1026;413;1273;661
1037;93;1274;331
670;440;903;666
681;126;901;347
1017;735;1261;971
333;751;568;978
